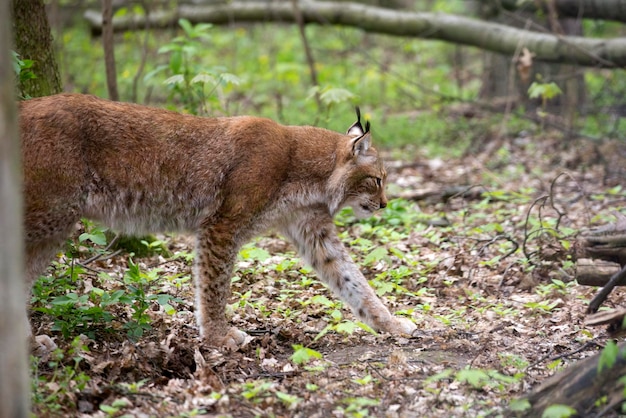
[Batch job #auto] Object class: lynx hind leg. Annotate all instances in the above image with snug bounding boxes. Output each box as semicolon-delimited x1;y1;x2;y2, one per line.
25;220;79;354
282;213;416;336
194;222;252;350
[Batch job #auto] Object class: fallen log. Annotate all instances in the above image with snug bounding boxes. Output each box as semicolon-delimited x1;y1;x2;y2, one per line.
578;212;626;267
518;342;626;416
576;259;622;287
576;213;626;311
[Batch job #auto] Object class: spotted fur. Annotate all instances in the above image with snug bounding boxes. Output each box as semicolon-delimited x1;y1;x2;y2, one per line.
21;94;416;349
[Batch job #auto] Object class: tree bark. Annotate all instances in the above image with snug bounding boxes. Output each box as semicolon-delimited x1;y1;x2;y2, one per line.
0;0;29;416
519;343;626;416
483;0;626;23
85;2;626;68
12;0;62;98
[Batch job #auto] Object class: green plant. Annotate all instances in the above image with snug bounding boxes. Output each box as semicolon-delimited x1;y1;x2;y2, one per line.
240;381;274;403
598;340;619;373
31;337;91;415
337;396;380;417
541;404;577;418
145;19;240;115
121;259;182;340
12;50;36;99
528;77;563;123
290;344;323;365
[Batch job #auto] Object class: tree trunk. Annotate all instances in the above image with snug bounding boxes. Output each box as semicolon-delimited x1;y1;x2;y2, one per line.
12;0;62;98
477;5;586;121
84;2;626;68
0;0;29;416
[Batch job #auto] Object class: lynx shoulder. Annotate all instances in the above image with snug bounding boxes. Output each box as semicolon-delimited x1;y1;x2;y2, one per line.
21;94;416;349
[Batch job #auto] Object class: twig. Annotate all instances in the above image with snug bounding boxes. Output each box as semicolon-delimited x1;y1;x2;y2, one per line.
79;234;121;266
526;340;602;371
522;195;549;265
290;0;321;114
588;264;626;313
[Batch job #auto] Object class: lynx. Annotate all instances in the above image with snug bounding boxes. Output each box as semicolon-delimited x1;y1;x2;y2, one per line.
21;94;416;349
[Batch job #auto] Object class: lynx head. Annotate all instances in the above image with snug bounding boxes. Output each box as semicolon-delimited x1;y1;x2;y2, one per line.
331;108;388;218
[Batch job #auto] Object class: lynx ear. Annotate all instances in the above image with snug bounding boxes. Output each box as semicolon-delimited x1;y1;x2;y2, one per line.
346;107;366;137
351;131;371;157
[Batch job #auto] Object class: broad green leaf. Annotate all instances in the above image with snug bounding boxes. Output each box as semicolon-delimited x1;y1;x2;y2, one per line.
509;398;531;412
541;404;577;418
319;87;356;105
164;74;185;86
456;369;489;388
336;321;358;334
191;73;217;85
598;340;618;373
364;247;388;265
291;345;323;365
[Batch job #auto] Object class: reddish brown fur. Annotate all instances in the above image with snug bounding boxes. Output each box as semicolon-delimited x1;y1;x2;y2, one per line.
21;94;415;349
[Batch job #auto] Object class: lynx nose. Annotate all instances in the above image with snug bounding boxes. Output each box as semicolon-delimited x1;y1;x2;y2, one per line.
380;201;387;209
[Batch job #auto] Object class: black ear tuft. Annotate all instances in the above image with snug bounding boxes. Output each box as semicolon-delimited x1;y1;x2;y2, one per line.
346;106;365;136
365;120;370;133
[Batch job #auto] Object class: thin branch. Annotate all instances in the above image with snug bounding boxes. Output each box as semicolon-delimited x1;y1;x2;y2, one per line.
290;0;321;113
84;2;626;68
102;0;119;101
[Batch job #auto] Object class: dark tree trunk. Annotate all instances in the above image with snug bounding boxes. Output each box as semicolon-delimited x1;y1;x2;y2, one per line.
477;6;586;122
12;0;62;98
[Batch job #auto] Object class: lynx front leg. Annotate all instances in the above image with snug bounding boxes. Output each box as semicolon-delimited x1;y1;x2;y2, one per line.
282;211;416;336
194;221;249;350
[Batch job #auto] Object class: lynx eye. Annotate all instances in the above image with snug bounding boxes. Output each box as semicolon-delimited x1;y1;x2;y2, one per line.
375;177;382;188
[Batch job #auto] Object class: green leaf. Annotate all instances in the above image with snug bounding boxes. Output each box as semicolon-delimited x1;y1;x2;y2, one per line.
364;247;388;265
239;246;270;262
455;368;489;388
275;391;301;406
220;73;241;86
336;321;358;335
598;340;619;373
178;18;194;37
191;73;217;85
311;295;334;307
290;345;323;365
79;230;107;246
509;398;531;412
541;404;577;418
319;87;356;106
164;74;185;86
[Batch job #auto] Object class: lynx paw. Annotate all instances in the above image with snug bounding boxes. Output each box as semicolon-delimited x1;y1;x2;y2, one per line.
211;327;253;351
388;316;417;336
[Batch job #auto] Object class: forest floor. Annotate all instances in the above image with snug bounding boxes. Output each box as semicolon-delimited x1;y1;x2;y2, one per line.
30;131;626;417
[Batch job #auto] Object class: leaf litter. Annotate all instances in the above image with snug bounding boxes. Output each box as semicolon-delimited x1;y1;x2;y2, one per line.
30;134;626;417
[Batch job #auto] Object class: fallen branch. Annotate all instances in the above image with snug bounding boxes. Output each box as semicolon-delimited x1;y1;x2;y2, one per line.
84;1;626;67
588;264;626;313
393;185;483;204
576;260;622;287
519;342;626;417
